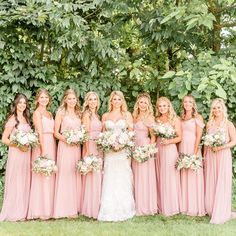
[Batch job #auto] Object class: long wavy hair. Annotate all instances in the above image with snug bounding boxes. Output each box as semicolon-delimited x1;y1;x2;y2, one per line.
108;91;128;114
181;95;199;119
209;98;228;126
156;97;177;123
58;89;81;118
6;93;31;128
133;93;154;120
82;91;100;118
35;88;51;108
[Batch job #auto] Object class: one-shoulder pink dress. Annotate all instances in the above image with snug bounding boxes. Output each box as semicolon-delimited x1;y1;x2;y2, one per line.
0;120;31;221
155;122;181;216
179;118;205;216
27;115;56;220
132;120;157;215
204;123;233;224
81;116;102;219
54;116;82;218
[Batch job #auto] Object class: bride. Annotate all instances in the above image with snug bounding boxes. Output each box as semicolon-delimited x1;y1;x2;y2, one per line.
98;91;135;221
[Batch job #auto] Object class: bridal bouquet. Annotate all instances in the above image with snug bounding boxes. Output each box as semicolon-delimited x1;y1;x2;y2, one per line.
132;144;158;163
203;131;226;147
176;153;202;171
76;155;103;175
32;155;57;177
10;129;39;148
96;130;135;152
62;125;88;145
152;123;176;139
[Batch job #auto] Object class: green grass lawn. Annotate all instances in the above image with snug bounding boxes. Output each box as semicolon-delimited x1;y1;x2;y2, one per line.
0;180;236;236
1;214;236;236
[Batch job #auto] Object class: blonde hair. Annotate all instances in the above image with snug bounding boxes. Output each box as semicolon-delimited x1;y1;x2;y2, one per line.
82;91;100;118
58;89;81;118
108;91;128;114
156;97;177;123
35;88;52;108
133;93;154;120
181;95;199;119
209;98;228;125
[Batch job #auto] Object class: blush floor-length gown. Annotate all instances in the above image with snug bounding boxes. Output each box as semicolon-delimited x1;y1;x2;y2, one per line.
179;118;205;216
132;120;157;215
204;123;234;224
54;115;82;218
27;115;56;220
155;122;181;216
0;119;31;221
81;115;103;219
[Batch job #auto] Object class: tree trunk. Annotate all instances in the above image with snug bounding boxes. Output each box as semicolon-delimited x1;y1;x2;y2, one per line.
212;13;221;53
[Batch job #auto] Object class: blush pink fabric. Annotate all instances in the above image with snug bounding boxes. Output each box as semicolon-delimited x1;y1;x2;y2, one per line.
81;116;103;219
27;115;56;220
0;120;31;221
132;120;157;216
204;124;233;224
155;122;181;216
54;115;82;218
179;118;205;216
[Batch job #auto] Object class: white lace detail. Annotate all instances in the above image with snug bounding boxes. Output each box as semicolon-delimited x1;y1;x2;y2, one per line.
98;120;135;221
104;119;127;132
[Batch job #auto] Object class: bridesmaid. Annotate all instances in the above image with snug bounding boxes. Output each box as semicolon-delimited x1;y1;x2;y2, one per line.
27;89;56;220
53;89;82;218
179;95;205;216
132;93;157;216
0;94;31;221
81;92;102;219
155;97;182;216
204;98;236;224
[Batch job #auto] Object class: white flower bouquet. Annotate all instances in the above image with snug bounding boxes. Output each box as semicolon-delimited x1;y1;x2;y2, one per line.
32;155;57;177
10;129;39;148
96;130;135;152
203;131;226;147
132;144;158;163
152;123;176;139
63;125;88;145
76;155;103;175
176;153;202;171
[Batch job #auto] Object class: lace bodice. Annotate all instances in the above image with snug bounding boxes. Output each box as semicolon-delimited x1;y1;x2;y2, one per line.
105;119;127;132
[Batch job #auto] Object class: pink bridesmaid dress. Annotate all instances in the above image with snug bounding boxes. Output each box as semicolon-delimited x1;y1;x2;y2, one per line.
81;116;102;218
155;122;181;216
132;120;157;215
27;115;56;220
204;123;233;224
0;119;31;221
54;116;82;218
179;119;205;216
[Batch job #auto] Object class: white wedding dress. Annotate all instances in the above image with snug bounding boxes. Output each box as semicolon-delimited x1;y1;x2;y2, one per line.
97;119;136;221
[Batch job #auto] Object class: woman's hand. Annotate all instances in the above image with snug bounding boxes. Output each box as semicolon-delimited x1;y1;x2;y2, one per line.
160;138;170;145
19;145;29;152
113;144;122;152
211;146;224;152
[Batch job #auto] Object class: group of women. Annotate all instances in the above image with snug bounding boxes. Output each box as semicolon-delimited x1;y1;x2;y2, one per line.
0;89;236;225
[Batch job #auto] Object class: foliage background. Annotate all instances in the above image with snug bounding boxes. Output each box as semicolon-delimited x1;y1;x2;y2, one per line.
0;0;236;194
